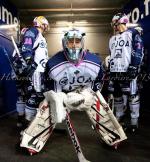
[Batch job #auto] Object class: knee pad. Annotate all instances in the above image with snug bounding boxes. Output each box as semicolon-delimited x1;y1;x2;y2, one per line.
130;79;138;95
129;94;140;119
114;97;124;119
25;105;37;121
121;82;130;94
25;94;40;122
26;93;44;108
16;100;25;116
122;95;128;107
129;94;140;104
108;81;114;93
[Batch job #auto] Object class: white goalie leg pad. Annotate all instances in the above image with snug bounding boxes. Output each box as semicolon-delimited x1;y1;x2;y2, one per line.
16;100;25;116
20;99;55;153
86;91;127;146
64;88;95;111
44;90;67;123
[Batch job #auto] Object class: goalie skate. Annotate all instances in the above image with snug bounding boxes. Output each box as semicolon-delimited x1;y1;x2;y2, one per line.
86;91;127;147
20;100;56;154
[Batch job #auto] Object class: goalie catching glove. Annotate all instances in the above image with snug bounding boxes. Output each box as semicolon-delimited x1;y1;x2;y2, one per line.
64;88;96;111
43;88;96;123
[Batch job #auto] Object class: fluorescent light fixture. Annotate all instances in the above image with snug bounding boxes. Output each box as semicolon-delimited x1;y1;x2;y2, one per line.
74;20;88;24
56;21;68;25
0;24;18;29
55;21;88;27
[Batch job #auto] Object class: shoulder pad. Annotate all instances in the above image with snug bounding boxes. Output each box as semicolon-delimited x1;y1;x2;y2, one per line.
24;27;39;39
128;27;139;35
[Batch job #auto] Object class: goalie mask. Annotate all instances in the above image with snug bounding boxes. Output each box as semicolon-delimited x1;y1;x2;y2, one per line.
62;29;85;64
111;13;129;31
33;16;49;32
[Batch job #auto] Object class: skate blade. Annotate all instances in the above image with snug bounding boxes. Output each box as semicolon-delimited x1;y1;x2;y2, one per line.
113;141;121;150
28;148;37;156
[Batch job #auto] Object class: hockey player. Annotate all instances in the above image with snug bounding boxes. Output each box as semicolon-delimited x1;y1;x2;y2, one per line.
44;29;103;92
109;13;144;132
16;16;49;127
15;27;29;128
20;29;127;158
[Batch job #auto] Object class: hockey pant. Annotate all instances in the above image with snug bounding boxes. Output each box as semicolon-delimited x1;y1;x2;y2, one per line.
25;71;45;122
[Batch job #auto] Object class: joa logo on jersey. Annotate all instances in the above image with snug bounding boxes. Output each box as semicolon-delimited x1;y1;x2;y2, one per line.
111;39;130;50
59;76;93;86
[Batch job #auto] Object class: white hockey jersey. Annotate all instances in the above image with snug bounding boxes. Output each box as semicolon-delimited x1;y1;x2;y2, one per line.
21;27;49;92
109;30;132;72
33;32;48;72
109;28;143;73
45;51;103;92
21;27;48;73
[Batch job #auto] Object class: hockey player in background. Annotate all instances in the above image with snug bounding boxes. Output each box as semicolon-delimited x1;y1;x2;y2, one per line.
16;16;49;128
109;13;144;133
20;29;127;158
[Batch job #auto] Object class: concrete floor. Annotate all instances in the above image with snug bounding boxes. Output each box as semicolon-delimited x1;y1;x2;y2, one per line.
0;110;150;162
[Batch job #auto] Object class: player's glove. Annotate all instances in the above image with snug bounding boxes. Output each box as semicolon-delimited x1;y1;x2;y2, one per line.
23;57;37;77
127;65;139;79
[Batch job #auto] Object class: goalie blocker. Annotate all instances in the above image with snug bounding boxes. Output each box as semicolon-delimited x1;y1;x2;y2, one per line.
20;88;127;156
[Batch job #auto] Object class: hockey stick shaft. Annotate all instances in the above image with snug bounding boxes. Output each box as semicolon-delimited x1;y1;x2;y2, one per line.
11;36;21;57
11;36;27;66
66;111;91;162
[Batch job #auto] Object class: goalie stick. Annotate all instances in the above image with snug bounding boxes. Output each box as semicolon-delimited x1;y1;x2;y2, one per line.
66;111;91;162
